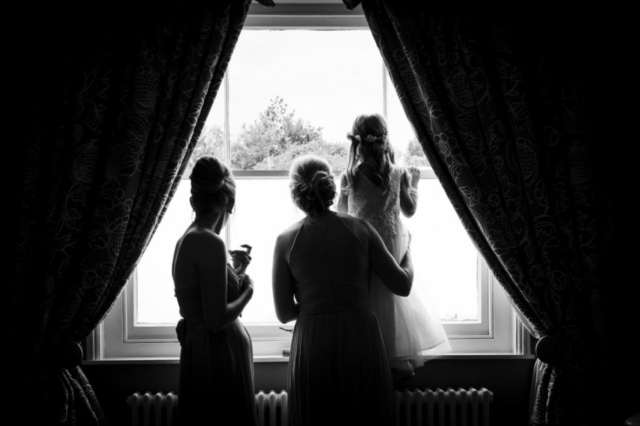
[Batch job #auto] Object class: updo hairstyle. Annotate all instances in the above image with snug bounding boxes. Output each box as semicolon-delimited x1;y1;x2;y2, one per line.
289;155;336;217
189;156;235;215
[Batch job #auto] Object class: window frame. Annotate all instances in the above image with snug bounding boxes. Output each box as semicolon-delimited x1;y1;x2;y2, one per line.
88;5;526;362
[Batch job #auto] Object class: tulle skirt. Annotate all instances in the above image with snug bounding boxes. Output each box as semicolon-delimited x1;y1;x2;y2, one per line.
370;221;451;380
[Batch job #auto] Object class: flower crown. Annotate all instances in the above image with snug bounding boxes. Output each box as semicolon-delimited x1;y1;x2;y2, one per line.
352;134;385;144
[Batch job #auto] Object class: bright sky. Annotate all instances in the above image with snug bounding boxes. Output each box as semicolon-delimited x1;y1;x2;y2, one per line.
207;29;417;155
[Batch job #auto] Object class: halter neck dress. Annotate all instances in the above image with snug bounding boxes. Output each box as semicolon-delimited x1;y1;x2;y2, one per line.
285;212;394;426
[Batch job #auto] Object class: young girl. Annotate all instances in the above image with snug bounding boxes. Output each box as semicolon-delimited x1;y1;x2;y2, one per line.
337;114;451;382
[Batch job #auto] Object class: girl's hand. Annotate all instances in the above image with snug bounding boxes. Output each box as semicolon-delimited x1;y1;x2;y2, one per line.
408;167;421;188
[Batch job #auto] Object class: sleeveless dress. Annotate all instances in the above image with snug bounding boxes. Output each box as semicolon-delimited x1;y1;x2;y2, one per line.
286;212;393;426
175;264;257;426
343;164;451;379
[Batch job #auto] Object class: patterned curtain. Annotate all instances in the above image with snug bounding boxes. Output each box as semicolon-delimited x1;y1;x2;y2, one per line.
345;2;612;425
9;1;265;424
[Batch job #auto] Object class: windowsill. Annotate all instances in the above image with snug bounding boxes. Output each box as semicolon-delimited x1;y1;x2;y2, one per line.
83;354;535;366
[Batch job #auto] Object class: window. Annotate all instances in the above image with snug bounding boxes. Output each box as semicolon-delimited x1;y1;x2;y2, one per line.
91;5;521;361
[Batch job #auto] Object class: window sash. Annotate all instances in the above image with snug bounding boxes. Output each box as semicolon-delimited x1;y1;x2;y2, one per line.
96;183;514;358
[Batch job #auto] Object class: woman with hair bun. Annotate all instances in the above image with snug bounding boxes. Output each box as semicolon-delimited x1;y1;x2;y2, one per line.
338;114;450;383
272;155;415;426
173;156;257;425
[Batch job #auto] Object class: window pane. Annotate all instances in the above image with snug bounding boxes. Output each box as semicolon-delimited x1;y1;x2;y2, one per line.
228;29;383;171
386;71;430;169
136;180;190;324
228;178;307;324
229;177;479;324
401;180;479;321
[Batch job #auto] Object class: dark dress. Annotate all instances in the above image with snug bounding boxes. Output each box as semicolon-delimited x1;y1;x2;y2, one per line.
175;264;257;426
286;212;394;426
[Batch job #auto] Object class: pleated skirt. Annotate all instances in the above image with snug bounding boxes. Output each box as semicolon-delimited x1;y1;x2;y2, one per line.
178;319;257;426
288;309;394;426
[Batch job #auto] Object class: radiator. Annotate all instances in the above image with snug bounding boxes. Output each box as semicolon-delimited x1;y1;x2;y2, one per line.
126;391;287;426
256;390;288;426
127;391;178;426
395;387;493;426
128;388;492;426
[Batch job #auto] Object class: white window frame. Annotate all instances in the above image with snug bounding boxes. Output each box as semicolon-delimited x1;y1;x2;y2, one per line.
88;4;526;362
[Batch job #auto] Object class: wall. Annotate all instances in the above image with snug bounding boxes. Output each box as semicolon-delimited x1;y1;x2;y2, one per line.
83;356;535;426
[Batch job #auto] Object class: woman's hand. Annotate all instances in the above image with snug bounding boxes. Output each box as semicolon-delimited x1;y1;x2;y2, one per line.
408;166;421;189
229;245;252;275
240;273;254;295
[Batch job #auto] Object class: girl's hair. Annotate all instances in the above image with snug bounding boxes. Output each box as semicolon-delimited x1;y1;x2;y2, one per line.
344;114;395;191
189;156;235;215
289;155;336;217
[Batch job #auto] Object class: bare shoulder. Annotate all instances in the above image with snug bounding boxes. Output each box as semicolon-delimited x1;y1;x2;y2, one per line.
180;227;226;257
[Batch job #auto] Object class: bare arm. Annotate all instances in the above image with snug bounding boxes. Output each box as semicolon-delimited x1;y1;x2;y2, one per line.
400;167;420;218
365;222;413;296
194;233;254;333
337;172;349;214
272;232;300;323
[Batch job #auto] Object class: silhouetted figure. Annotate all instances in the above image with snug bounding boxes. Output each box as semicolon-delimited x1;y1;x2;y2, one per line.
338;114;450;382
272;155;414;426
173;156;257;425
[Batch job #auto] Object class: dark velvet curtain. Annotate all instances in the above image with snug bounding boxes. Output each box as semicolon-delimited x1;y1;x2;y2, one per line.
9;1;261;424
346;1;612;425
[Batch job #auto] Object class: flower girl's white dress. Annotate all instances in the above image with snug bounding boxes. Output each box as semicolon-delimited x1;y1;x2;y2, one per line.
342;164;451;380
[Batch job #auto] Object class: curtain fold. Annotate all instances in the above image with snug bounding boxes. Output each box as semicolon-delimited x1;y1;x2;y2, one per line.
11;1;253;424
355;2;611;425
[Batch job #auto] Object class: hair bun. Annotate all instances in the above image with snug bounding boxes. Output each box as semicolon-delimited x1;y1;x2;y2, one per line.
190;156;226;194
289;155;336;216
301;171;330;200
310;170;329;187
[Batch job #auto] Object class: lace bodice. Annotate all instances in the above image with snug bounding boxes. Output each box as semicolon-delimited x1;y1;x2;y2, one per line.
344;165;406;240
